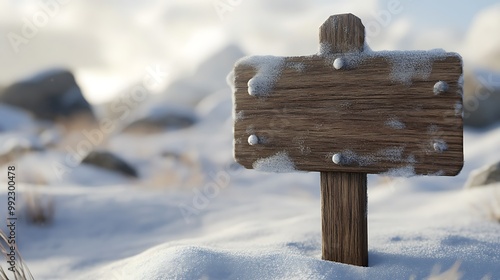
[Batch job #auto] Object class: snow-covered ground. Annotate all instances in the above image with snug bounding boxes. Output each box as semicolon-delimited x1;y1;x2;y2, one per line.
1;1;500;279
1;97;500;279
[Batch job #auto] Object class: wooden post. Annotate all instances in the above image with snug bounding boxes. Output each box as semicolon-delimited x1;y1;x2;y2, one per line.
319;14;365;54
231;13;463;267
319;14;368;266
321;172;368;266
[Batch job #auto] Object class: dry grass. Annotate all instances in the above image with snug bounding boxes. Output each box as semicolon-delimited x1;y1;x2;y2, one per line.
24;193;55;226
20;171;48;186
0;230;34;280
55;112;97;133
139;151;204;189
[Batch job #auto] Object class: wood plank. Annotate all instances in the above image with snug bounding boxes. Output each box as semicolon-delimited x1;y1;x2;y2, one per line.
232;52;463;175
321;172;368;266
319;14;369;267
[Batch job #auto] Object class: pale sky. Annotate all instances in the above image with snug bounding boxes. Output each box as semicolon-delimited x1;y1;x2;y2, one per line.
1;0;499;103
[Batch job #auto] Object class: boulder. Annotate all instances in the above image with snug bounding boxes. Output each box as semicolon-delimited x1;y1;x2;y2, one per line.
0;69;95;121
100;44;244;130
462;5;500;128
463;69;500;128
465;161;500;188
0;104;60;162
0;104;38;133
122;105;198;134
81;150;138;178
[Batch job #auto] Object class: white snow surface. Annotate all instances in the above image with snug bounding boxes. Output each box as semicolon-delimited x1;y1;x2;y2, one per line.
382;165;417;178
385;118;406;130
1;83;500;279
252;151;296;173
236;56;285;97
2;2;500;277
322;48;457;86
0;104;37;133
382;49;450;85
1;16;500;278
0;105;60;157
433;140;449;153
242;48;459;96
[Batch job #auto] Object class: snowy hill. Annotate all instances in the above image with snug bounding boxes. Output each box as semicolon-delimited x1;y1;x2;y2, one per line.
2;91;500;279
1;1;500;279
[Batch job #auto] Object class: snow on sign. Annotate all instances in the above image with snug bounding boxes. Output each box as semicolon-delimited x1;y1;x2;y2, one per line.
229;14;464;267
231;14;464;176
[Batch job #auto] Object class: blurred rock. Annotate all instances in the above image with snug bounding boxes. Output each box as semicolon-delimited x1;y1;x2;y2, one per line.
122;105;198;134
463;69;500;128
0;69;95;121
81;150;138;178
99;44;244;126
465;161;500;188
0;134;44;162
0;104;37;132
462;5;500;128
0;104;61;162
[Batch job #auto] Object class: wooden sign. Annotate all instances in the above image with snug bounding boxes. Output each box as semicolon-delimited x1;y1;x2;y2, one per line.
232;15;463;176
229;14;464;267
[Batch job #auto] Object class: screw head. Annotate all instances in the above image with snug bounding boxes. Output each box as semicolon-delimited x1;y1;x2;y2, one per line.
433;81;449;95
248;134;259;146
247;78;259;96
333;58;345;70
332;153;342;165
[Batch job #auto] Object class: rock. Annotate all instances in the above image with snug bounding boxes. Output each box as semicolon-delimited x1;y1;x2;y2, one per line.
0;104;38;132
0;134;43;163
0;69;95;121
0;104;61;162
122;105;198;134
463;69;500;128
465;161;500;188
96;45;245;125
462;5;500;128
81;150;138;178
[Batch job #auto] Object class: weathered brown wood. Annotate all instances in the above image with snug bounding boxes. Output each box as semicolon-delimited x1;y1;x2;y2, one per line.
232;15;463;176
320;14;365;54
320;14;368;267
230;13;464;268
321;172;367;266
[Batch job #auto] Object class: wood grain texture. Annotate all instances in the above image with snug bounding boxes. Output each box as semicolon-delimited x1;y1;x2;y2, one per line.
319;14;365;54
233;54;463;175
233;15;463;176
232;13;464;267
233;14;463;176
321;172;368;266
